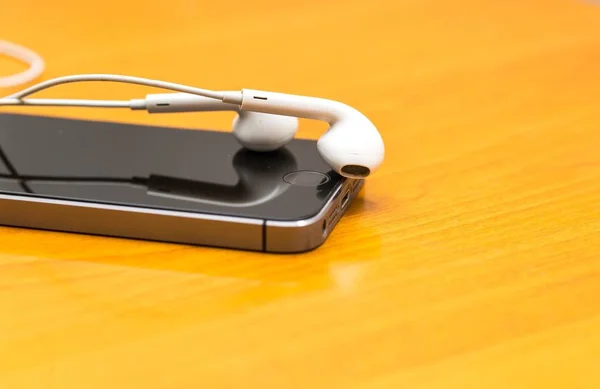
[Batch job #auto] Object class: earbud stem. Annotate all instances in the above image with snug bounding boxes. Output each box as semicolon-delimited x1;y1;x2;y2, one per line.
239;89;346;123
137;92;241;113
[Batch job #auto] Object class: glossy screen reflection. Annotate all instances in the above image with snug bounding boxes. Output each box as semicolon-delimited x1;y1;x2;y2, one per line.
0;113;343;221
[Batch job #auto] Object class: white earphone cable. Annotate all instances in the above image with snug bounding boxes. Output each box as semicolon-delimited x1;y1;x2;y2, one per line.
0;40;45;88
1;72;243;109
1;41;242;108
0;97;132;108
6;74;226;101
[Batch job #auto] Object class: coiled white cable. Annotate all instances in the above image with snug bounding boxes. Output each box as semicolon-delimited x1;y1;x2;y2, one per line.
0;40;45;88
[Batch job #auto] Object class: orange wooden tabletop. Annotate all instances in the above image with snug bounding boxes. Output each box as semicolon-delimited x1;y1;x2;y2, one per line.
2;1;600;388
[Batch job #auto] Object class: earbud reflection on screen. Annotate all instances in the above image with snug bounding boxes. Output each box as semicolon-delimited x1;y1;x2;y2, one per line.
144;148;297;207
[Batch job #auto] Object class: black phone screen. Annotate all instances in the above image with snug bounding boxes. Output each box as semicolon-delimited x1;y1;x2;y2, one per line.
0;113;343;221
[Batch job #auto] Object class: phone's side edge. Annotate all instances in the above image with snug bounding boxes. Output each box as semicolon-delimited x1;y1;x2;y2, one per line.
264;179;364;253
0;193;264;251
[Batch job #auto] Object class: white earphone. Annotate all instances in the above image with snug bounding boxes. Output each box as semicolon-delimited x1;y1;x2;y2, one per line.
0;61;384;179
134;89;385;177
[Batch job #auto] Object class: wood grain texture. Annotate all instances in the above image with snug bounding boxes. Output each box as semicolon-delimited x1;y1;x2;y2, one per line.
2;0;600;387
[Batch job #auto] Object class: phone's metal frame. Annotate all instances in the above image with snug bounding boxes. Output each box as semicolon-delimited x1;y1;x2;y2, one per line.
0;177;362;253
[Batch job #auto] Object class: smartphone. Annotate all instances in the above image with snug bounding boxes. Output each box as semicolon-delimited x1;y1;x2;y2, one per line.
0;113;363;253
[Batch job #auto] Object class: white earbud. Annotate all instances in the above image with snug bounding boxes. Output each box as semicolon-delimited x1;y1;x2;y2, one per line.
0;74;385;178
141;93;298;151
233;89;385;178
232;111;298;152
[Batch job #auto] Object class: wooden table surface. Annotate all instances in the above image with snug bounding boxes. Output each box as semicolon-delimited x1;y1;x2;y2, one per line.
2;0;600;387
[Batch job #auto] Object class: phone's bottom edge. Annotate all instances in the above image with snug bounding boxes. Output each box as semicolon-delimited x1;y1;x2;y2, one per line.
0;193;335;254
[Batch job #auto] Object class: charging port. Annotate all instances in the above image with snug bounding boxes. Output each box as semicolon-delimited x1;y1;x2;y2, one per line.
341;191;350;209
